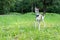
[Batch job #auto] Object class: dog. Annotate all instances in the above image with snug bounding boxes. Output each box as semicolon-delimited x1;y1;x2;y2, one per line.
35;7;45;30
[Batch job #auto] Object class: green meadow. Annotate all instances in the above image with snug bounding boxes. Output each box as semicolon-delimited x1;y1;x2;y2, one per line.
0;12;60;40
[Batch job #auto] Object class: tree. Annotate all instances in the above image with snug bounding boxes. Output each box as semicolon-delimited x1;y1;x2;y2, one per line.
42;0;53;15
1;0;60;14
0;0;16;14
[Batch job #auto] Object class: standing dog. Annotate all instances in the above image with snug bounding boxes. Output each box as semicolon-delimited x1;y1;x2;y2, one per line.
35;7;45;30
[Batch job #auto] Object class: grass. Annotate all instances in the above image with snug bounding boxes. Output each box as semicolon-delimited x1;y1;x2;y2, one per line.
0;12;60;40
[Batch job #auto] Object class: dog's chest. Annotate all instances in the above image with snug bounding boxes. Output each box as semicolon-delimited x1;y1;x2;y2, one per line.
36;15;44;21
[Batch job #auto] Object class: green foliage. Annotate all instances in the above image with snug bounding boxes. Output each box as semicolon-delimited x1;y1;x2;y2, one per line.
0;0;16;14
10;0;60;13
47;0;60;13
0;0;60;14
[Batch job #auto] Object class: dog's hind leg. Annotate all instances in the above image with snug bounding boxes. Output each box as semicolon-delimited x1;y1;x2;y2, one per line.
42;19;46;27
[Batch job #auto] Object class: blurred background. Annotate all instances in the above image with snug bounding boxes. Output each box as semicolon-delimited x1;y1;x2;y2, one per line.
0;0;60;14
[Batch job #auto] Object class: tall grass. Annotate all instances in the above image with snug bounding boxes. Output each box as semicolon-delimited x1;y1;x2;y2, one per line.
0;12;60;40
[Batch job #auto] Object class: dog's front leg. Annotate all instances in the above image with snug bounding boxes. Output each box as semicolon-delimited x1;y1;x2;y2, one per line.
38;21;40;31
35;21;37;29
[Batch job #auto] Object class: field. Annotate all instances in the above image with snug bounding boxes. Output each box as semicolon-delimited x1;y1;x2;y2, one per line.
0;12;60;40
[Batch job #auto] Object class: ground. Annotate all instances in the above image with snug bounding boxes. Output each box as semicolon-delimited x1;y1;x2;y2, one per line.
0;12;60;40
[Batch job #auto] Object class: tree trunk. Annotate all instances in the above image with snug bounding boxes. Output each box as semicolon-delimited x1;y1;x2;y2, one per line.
43;5;46;16
43;0;46;16
31;4;33;12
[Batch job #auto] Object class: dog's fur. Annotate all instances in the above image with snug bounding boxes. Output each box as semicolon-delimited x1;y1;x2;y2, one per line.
35;7;45;30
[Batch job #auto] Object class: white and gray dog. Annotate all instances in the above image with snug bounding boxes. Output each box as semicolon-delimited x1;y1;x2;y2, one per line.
35;7;45;30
